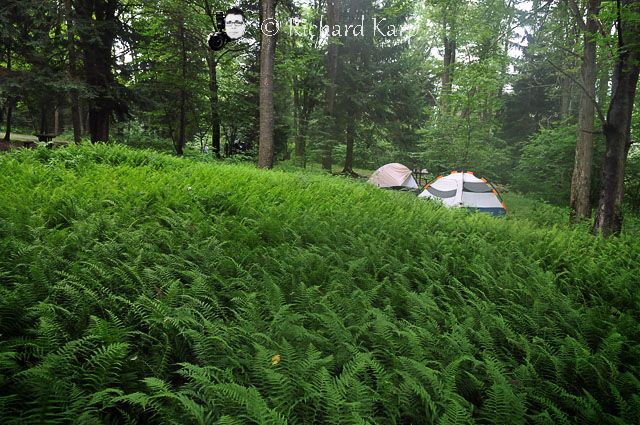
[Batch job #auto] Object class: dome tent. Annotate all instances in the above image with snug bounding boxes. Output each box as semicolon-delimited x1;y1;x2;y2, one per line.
419;171;506;216
368;163;418;190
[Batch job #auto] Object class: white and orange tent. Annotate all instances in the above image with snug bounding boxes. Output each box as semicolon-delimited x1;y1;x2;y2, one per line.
368;163;418;189
418;171;506;216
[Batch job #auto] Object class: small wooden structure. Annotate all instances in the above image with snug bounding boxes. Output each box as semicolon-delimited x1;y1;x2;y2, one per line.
412;168;430;188
35;133;56;142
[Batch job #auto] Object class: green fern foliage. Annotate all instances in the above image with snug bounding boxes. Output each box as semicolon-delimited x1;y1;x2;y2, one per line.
0;144;639;423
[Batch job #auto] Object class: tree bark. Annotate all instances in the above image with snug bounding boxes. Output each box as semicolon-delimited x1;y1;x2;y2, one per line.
442;36;455;101
559;0;577;120
342;120;355;174
82;106;89;136
592;0;640;236
559;75;573;119
258;0;277;169
440;13;456;115
39;102;46;135
54;106;60;134
64;0;82;144
298;86;314;168
322;0;341;172
570;0;601;222
203;0;221;158
3;43;12;142
3;102;12;142
76;0;118;143
293;76;303;165
597;64;610;106
206;52;221;158
176;19;187;156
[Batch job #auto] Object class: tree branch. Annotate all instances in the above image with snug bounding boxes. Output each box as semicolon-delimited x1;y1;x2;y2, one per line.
544;57;607;124
567;0;587;32
494;0;555;44
554;42;583;60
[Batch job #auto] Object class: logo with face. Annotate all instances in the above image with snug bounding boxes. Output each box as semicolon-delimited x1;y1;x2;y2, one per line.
225;8;246;40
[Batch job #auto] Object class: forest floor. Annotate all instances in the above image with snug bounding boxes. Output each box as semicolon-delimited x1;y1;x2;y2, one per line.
5;133;38;142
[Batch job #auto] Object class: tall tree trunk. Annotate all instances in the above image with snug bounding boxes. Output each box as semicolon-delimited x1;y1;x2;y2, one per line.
441;23;456;114
64;0;82;144
59;103;66;134
71;97;82;140
177;20;187;156
203;0;222;158
322;0;340;172
559;75;573;119
592;0;640;236
596;20;615;106
293;77;303;166
342;120;355;174
83;106;89;136
206;52;221;158
298;87;313;168
442;37;455;95
258;0;277;168
3;102;12;142
570;0;601;222
54;106;60;134
39;101;47;135
559;0;577;120
76;0;117;143
3;43;12;142
597;65;610;106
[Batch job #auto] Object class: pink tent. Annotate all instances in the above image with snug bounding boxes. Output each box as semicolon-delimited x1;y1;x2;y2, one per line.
368;163;418;189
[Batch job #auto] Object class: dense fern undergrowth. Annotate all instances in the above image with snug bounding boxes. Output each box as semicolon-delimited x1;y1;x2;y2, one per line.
0;144;639;424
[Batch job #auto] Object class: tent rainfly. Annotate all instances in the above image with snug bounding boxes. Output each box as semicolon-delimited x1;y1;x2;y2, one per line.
419;171;506;216
368;163;418;189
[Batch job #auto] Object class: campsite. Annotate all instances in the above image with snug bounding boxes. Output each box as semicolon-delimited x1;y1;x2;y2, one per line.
1;0;640;424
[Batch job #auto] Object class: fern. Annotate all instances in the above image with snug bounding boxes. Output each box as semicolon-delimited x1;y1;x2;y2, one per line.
1;144;640;424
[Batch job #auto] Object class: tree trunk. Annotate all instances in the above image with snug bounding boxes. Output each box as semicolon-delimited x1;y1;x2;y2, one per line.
76;0;117;143
3;43;12;142
258;0;277;169
342;121;355;174
441;26;456;114
64;0;82;144
298;87;314;168
597;65;609;106
88;100;110;142
322;0;341;172
176;20;187;156
559;75;573;119
3;102;12;142
559;0;577;120
592;0;640;236
570;0;601;223
206;52;221;158
70;88;82;142
54;106;60;134
83;106;89;136
293;77;303;166
442;36;455;95
203;0;221;158
39;101;48;135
